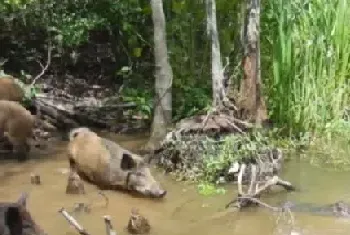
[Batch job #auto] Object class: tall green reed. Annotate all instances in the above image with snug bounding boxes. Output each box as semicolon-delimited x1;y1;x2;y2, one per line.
263;0;350;136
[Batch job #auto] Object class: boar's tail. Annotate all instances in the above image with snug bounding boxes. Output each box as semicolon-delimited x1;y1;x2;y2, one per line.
68;127;91;141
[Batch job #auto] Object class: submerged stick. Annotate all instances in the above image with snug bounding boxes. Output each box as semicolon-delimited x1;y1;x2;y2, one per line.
58;207;90;235
103;215;117;235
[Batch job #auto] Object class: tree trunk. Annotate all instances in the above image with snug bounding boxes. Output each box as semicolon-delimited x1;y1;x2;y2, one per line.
238;0;267;125
206;0;226;108
147;0;173;149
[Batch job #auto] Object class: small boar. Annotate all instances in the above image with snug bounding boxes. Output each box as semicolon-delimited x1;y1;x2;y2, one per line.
0;100;35;161
67;127;167;198
0;76;25;102
0;192;46;235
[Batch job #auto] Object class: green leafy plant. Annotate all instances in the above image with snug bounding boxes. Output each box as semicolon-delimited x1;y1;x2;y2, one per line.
197;182;226;196
122;88;153;118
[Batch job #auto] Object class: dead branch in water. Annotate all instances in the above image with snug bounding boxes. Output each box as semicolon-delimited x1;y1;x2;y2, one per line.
227;162;295;209
58;207;91;235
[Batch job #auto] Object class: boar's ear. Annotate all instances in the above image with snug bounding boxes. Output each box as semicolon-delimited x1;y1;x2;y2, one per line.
121;153;137;170
16;192;28;208
5;206;22;235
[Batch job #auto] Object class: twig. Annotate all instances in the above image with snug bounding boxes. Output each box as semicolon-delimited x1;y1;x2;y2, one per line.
58;207;90;235
201;108;215;130
248;164;257;194
104;215;117;235
30;41;52;87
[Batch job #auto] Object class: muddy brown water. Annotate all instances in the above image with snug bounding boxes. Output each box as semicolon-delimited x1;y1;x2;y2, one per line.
1;133;350;235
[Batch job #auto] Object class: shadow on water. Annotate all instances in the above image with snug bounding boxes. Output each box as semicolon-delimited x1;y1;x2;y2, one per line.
0;132;350;235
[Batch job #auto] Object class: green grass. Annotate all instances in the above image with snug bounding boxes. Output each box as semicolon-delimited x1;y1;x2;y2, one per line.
264;0;350;135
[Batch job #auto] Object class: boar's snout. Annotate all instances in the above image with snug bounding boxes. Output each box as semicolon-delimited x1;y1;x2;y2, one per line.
159;190;167;197
150;187;167;198
138;183;167;198
128;170;167;198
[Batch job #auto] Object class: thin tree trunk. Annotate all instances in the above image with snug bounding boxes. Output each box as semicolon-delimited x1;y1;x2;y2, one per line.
147;0;173;149
206;0;226;108
238;0;267;124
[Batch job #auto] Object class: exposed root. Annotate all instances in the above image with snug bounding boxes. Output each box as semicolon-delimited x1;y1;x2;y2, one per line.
174;109;252;135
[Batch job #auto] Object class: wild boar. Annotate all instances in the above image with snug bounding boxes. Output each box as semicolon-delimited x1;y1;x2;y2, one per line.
0;192;46;235
0;100;36;161
0;76;25;102
0;75;38;116
67;127;167;198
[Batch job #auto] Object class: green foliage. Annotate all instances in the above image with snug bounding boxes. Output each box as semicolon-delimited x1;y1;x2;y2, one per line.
201;131;277;183
307;119;350;170
197;182;226;196
164;0;241;121
262;0;350;135
122;88;153;118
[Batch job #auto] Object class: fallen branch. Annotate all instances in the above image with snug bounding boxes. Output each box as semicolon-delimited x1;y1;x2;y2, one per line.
58;207;91;235
227;157;295;209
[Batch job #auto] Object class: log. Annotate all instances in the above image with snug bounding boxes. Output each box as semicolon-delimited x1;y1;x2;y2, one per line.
34;98;79;129
33;92;141;131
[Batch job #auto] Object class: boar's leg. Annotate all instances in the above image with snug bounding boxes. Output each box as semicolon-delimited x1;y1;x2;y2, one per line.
12;141;29;162
121;153;137;170
68;156;77;170
6;134;30;162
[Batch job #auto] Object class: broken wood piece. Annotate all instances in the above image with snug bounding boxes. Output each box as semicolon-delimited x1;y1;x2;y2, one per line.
58;207;90;235
66;170;85;194
30;173;41;185
127;208;151;234
103;215;117;235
